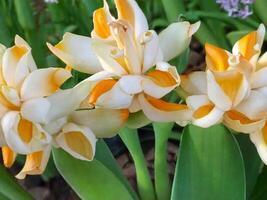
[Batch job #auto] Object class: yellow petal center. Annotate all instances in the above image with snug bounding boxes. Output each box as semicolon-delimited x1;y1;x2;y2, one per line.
93;8;111;39
193;104;214;119
65;131;93;160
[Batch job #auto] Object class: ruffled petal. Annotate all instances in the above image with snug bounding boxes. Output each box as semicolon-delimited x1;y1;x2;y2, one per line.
159;21;200;61
47;32;102;74
55;123;97;161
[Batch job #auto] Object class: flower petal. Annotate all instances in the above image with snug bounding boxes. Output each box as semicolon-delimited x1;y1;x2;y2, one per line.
92;1;113;39
257;52;267;70
138;94;192;123
92;40;128;75
233;24;265;65
119;75;143;95
205;43;230;72
56;123;97;161
251;67;267;89
224;110;265;134
22;80;92;124
159;21;200;61
47;32;102;74
2;146;16;168
235;90;267;120
114;0;148;39
207;69;249;110
1;85;20;107
2;37;36;88
142;70;178;99
180;71;207;95
250;122;267;165
2;111;51;154
16;147;51;179
96;81;133;109
186;95;223;128
20;68;71;100
141;30;163;73
70;108;129;138
206;70;232;111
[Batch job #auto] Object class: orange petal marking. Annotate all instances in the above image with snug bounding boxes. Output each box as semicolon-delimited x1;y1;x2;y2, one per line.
11;46;27;60
120;109;129;122
0;91;19;110
262;122;267;145
2;146;16;168
215;71;243;102
146;95;188;111
226;110;257;124
89;79;117;104
115;0;134;27
65;131;93;160
238;31;257;61
146;70;177;87
205;43;229;72
18;118;33;144
93;8;111;39
22;151;44;175
193;104;214;119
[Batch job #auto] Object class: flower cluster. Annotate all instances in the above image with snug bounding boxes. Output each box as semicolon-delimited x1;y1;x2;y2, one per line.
1;0;266;179
0;0;199;179
216;0;254;18
181;24;267;164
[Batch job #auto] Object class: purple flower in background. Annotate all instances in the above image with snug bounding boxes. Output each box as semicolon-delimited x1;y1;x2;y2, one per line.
216;0;254;18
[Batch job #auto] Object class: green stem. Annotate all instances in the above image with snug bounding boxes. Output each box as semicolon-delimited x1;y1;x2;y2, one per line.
119;127;156;200
153;122;174;200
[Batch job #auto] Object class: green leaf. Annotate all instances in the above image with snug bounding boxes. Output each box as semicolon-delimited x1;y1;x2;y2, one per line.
250;166;267;200
171;124;246;200
95;140;138;200
235;134;262;198
53;148;134;200
0;165;33;200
